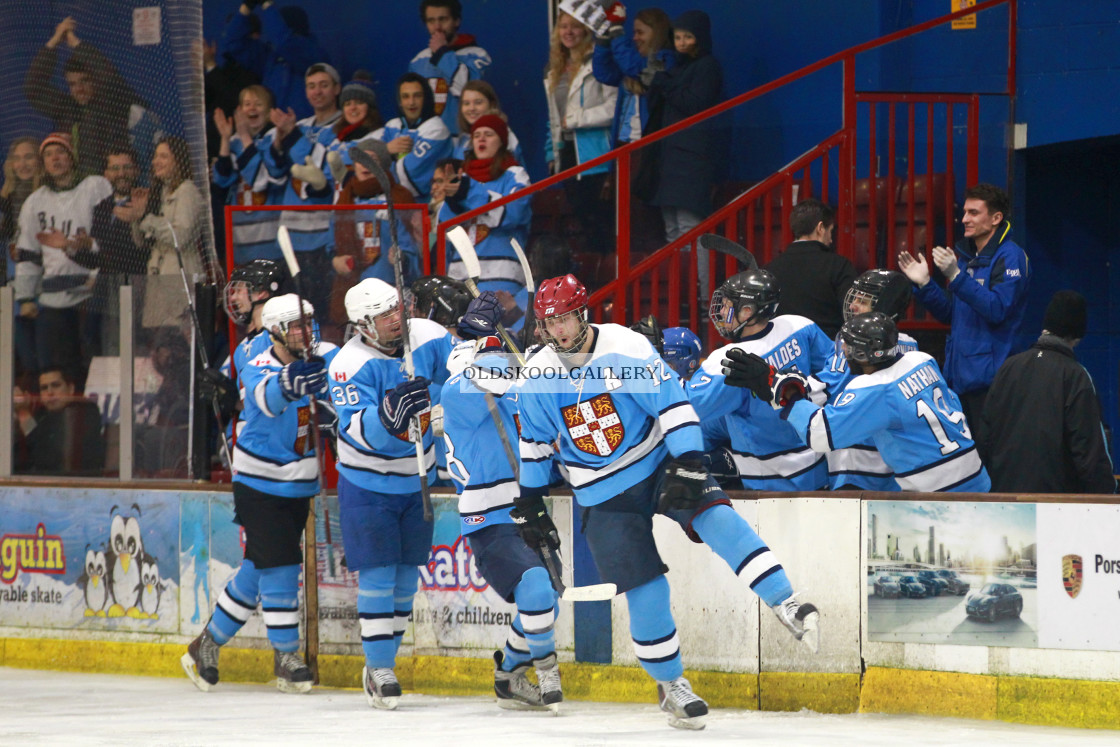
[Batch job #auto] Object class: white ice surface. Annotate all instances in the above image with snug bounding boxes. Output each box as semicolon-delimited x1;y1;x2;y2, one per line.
2;667;1116;746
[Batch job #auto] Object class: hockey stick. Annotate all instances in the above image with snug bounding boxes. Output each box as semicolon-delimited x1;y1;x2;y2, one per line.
277;225;323;684
166;221;233;472
445;226;528;367
456;268;616;603
349;145;434;522
509;237;536;349
696;233;758;270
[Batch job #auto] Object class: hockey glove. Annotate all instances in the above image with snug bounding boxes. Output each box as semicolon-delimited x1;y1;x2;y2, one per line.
770;369;809;410
510;494;560;552
378;377;431;436
457;291;503;340
657;455;712;512
721;348;775;402
198;368;239;415
703;446;740;491
279;356;327;401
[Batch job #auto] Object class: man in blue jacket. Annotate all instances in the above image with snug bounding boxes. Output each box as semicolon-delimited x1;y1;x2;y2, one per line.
897;182;1031;433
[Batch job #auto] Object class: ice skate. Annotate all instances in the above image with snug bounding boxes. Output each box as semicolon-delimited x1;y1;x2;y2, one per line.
533;652;562;714
363;666;401;710
773;593;820;653
657;676;708;730
181;629;221;692
492;651;545;711
273;650;313;694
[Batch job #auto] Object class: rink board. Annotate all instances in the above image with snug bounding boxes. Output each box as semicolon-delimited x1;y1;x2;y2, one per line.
2;486;1120;726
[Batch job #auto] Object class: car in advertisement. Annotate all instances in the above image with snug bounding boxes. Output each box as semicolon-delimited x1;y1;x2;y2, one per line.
917;570;950;597
936;569;971;595
873;575;901;598
898;575;927;598
966;583;1024;622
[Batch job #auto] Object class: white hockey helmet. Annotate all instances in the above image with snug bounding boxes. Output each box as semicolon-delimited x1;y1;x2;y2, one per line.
345;278;402;347
260;294;318;354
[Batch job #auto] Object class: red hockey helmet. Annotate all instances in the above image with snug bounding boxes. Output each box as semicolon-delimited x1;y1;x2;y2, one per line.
534;274;589;355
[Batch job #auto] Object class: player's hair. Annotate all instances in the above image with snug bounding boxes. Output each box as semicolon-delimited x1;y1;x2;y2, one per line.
105;143;140;165
634;8;673;55
239;84;275;111
964;183;1010;222
2;136;44;199
790;198;835;239
548;13;594;90
420;0;462;22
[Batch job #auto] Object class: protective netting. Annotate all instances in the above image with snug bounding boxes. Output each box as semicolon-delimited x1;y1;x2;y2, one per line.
2;2;215;479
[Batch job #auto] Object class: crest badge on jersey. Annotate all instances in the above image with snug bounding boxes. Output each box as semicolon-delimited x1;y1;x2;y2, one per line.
394;410;431;443
561;393;624;457
1062;554;1082;599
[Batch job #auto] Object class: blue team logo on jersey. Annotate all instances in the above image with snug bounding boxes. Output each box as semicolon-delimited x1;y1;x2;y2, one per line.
464;515;485;526
561;393;624;457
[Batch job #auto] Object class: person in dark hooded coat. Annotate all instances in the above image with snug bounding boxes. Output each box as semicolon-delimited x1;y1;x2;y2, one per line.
642;10;722;242
372;72;453;201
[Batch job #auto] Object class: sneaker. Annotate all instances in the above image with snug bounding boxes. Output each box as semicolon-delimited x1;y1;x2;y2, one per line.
180;629;221;692
773;594;820;653
363;666;401;710
493;651;544;711
533;652;562;713
657;676;708;730
274;650;313;694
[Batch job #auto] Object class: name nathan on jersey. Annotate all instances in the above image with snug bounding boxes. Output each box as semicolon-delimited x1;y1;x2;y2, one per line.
896;364;943;399
562;393;624;456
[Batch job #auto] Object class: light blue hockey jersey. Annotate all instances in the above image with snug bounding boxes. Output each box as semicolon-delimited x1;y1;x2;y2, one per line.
335;191;420;286
451;129;524;166
441;344;520;534
688;315;834;491
784;350;990;493
328;318;454;493
517;324;702;507
409;39;492;135
815;331;918;491
263;112;342;255
374;116;453;201
232;340;339;497
439;165;531;295
213;129;286;264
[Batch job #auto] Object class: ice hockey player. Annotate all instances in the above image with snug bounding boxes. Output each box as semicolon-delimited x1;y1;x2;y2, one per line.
813;269;918;489
763;311;990;493
512;274;819;730
440;291;562;712
688;269;834;491
327;277;454;709
182;294;337;694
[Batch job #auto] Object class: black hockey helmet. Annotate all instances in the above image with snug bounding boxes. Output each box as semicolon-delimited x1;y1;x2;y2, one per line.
630;315;664;355
224;259;284;325
709;268;781;340
844;269;912;323
840;311;901;367
410;275;471;327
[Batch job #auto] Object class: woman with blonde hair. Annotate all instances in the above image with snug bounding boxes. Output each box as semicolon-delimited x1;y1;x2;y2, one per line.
544;11;618;254
452;80;524;164
1;136;43;374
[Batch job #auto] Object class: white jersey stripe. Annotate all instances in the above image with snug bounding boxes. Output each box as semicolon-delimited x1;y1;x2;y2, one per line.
896;447;984;493
565;423;661;488
339;439;435;475
633;632;680;662
733;447;823;480
262;609;300;627
234;445;318;483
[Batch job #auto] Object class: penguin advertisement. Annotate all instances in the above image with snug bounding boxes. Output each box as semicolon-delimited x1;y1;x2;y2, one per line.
77;548;109;617
105;505;145;618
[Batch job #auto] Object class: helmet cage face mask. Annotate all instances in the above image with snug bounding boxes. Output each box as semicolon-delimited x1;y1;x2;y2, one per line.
356;304;403;350
261;297;319;356
842;286;878;323
224;280;254;325
839;322;899;366
536;307;589;356
708;290;766;339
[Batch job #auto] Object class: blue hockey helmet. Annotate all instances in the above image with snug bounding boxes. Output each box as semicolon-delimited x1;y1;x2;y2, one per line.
661;327;702;379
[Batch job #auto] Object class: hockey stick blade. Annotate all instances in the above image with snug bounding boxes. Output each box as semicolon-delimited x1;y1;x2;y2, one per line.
696;233;757;269
446;226;482;279
561;582;617;602
277;225;301;278
510;238;535;292
348;145;392;197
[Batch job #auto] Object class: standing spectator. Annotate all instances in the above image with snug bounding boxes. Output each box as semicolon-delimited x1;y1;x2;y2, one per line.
220;1;330;119
766;199;857;339
212;84;285;264
1;137;44;376
644;10;722;243
318;73;385;188
24;17;145;177
410;0;492;135
375;73;453;201
452;81;524;164
14;133;111;379
544;12;618;254
14;366;104;476
898;182;1032;432
981;291;1115;494
442;115;531;294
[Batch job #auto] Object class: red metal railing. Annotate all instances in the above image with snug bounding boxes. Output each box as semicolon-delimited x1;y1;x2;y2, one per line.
430;0;1015;340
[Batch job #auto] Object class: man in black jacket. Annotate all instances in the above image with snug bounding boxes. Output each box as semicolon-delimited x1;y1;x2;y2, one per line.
14;366;105;476
981;290;1115;494
765;198;857;338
